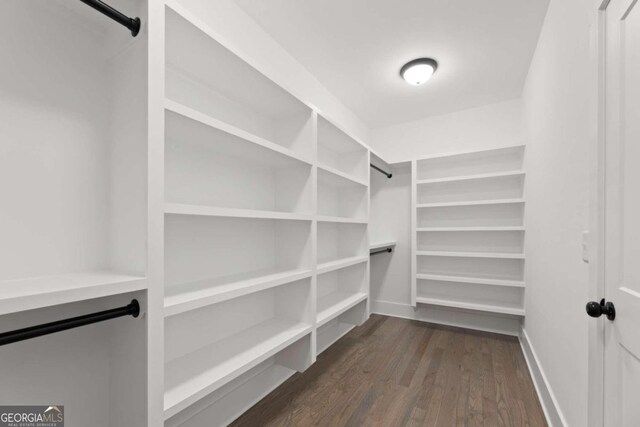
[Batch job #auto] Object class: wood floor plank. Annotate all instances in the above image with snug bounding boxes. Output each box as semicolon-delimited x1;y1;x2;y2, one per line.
493;336;528;427
231;315;547;427
481;337;499;426
399;325;433;387
466;334;485;427
510;339;547;427
433;329;466;427
421;331;451;422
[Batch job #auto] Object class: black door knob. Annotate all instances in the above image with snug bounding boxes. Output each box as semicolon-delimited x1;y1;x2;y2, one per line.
586;298;616;321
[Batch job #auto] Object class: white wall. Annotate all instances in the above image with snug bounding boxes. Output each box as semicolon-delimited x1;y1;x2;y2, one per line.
520;0;596;425
175;0;370;145
0;2;110;280
370;98;525;163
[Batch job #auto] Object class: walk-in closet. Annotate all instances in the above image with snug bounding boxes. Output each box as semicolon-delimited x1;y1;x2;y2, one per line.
2;0;637;426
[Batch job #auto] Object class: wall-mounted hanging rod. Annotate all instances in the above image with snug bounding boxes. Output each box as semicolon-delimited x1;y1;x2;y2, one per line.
370;163;392;179
370;247;393;256
79;0;141;37
0;300;140;346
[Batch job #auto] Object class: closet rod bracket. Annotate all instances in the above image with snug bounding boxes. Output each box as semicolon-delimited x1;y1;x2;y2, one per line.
79;0;142;37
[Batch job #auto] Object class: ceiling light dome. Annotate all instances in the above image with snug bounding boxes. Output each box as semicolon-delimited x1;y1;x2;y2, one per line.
400;58;438;85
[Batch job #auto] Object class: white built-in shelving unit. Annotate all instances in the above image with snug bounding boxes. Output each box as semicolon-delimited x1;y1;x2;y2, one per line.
411;146;526;317
162;1;370;424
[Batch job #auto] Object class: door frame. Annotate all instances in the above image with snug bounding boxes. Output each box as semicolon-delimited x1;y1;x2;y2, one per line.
588;1;610;426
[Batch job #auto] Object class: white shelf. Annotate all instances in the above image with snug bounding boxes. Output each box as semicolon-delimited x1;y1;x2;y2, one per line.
316;291;367;327
370;241;397;251
414;144;526;162
317;256;369;275
317;163;367;187
417;198;526;208
165;99;313;167
317;215;368;224
416;170;525;185
165;203;313;222
415;297;525;316
417;226;525;232
317;115;368;183
416;274;525;288
165;2;314;157
316;322;356;355
164;318;311;419
317;167;368;220
165;268;313;317
417;251;525;259
0;272;146;316
317;167;367;189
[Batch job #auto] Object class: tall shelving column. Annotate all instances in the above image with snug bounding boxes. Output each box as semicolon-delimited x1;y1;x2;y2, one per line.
411;146;526;318
154;2;375;423
162;2;315;424
315;115;370;355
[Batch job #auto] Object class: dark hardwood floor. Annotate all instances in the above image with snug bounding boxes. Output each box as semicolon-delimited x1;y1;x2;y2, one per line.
231;314;547;427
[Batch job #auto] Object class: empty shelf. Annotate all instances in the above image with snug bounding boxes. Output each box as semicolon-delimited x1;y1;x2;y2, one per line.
0;272;146;316
317;256;369;275
414;145;526;162
164;318;312;419
417;226;525;232
417;251;525;259
165;99;313;167
317;216;368;224
416;297;525;316
370;241;397;251
417;198;526;208
317;163;367;187
416;274;525;288
165;203;313;221
316;291;367;327
165;268;313;317
318;167;367;189
416;170;525;185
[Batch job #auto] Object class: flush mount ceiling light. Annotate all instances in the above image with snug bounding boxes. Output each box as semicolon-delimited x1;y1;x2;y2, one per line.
400;58;438;85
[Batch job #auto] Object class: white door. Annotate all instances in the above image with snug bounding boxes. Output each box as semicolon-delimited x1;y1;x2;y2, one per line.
599;0;640;425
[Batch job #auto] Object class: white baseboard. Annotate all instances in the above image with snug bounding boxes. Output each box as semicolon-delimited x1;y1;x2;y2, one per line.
519;328;567;427
371;299;522;336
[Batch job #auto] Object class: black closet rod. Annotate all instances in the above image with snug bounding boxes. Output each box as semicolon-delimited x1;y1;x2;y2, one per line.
0;300;140;346
79;0;141;37
370;163;392;179
370;247;393;256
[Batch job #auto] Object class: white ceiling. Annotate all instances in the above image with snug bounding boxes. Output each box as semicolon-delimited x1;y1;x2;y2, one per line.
233;0;549;128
